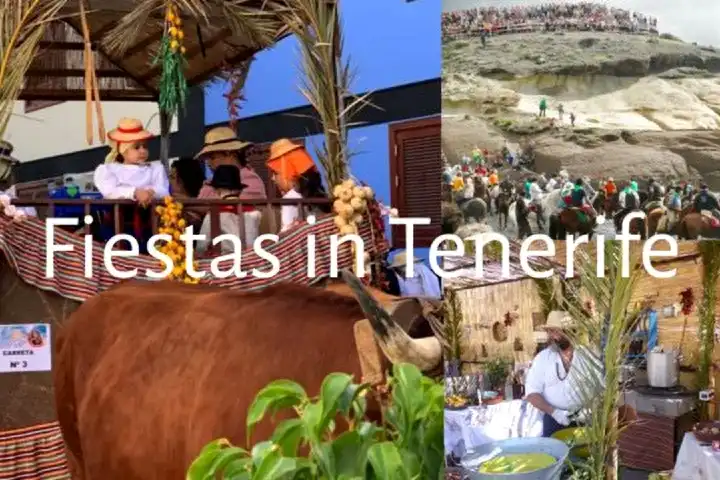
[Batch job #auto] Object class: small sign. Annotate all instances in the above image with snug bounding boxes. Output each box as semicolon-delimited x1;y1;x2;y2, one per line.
0;324;51;373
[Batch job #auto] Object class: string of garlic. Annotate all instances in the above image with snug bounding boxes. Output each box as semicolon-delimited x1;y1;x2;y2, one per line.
332;179;373;274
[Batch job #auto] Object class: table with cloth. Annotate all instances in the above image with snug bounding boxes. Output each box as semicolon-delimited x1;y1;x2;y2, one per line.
672;433;720;480
444;399;544;456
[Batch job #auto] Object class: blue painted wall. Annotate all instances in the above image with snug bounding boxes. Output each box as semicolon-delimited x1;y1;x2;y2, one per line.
204;0;441;263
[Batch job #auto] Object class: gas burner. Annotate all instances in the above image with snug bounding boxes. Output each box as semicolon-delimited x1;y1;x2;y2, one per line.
635;385;696;397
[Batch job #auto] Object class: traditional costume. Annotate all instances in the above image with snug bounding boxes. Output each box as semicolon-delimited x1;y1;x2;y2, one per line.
195;127;266;201
93;118;169;251
197;165;261;255
266;138;320;232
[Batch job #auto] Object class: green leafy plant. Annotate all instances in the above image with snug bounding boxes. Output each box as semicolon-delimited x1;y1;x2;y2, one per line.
561;241;642;480
186;363;444;480
697;241;720;420
484;357;511;391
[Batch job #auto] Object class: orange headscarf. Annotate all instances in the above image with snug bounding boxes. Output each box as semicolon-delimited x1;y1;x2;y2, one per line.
266;138;315;183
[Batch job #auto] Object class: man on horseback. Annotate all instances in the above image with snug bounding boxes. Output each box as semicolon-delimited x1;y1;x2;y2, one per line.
603;177;617;196
528;177;545;229
615;183;641;230
667;185;683;227
647;178;665;202
693;184;720;223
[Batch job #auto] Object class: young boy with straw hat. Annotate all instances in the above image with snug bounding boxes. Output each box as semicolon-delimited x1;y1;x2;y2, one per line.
265;138;329;232
93;118;170;252
196;126;266;201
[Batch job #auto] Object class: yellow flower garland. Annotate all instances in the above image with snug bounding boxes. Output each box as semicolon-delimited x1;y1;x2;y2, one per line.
155;196;199;284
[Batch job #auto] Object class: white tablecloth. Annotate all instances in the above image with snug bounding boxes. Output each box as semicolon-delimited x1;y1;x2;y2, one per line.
672;433;720;480
444;400;544;456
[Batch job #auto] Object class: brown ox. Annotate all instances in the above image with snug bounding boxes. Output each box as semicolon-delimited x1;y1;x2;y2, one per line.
53;277;441;480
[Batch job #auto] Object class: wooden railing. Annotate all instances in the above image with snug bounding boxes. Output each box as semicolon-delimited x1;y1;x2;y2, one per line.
10;197;332;256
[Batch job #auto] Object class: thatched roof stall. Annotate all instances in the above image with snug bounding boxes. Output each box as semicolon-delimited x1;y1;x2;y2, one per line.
443;242;565;368
23;1;290;103
7;1;344;170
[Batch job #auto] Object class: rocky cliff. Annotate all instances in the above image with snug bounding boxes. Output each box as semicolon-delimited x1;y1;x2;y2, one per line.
443;31;720;187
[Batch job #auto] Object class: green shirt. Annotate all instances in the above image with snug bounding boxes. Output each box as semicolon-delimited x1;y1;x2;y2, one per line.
630;181;638;192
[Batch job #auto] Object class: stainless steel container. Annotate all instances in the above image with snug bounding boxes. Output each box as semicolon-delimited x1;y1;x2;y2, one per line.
646;351;679;388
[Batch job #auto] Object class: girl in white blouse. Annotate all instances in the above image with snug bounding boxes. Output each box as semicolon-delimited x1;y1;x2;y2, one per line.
265;139;331;232
93;118;169;252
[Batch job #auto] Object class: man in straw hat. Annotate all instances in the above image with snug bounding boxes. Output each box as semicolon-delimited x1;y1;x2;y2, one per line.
524;310;602;437
196;126;266;201
388;250;441;298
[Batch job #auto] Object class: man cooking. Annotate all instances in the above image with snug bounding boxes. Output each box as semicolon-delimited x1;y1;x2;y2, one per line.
524;311;603;437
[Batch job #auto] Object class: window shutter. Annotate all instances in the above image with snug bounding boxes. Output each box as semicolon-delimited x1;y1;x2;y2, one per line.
390;117;441;249
245;138;306;199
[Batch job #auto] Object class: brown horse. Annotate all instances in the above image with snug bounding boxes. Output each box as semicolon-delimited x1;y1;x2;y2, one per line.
614;209;646;239
549;208;595;240
645;208;668;237
676;212;720;239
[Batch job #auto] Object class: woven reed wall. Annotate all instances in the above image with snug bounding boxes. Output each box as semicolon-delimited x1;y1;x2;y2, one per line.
453;278;545;368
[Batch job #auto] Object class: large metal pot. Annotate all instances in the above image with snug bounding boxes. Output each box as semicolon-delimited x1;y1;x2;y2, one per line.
460;437;569;480
646;351;678;388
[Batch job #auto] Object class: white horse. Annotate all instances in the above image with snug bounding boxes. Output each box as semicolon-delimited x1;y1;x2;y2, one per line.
508;188;563;232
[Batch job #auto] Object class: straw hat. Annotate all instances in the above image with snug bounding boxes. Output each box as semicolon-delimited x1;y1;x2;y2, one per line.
107;118;152;144
389;251;422;269
266;138;315;182
104;118;153;163
195;126;252;159
268;138;303;161
539;311;573;331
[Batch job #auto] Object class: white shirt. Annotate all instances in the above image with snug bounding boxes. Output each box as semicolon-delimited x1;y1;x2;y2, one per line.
546;178;557;192
525;347;603;412
197;210;262;255
93;161;169;200
281;189;303;232
529;183;544;203
618;190;639;209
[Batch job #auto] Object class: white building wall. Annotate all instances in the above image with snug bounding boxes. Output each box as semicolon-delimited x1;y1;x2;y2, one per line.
5;101;179;162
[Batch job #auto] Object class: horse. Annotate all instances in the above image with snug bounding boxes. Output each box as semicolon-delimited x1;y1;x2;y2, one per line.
549;208;596;240
676;212;720;239
495;188;512;231
514;198;533;240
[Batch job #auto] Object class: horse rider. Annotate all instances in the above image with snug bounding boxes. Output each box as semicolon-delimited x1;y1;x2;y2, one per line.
545;174;558;192
630;177;639;193
488;169;499;187
667;185;683;226
693;184;720;222
647;178;665;202
528;177;545;216
603;177;617;197
616;182;641;227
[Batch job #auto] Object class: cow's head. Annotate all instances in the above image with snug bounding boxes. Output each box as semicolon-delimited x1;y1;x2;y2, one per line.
341;270;442;372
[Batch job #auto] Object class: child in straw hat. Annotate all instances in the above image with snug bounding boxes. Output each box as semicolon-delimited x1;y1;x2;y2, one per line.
266;138;330;232
94;118;169;252
195;126;266;201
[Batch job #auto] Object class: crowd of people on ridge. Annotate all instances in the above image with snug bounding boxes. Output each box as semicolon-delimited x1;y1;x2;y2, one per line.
442;2;658;39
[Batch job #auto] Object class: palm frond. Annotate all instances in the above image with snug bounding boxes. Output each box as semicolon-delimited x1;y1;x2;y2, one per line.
561;241;642;480
280;0;356;190
0;0;70;139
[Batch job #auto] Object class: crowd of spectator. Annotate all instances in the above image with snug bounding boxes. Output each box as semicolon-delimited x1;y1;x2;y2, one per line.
442;2;658;39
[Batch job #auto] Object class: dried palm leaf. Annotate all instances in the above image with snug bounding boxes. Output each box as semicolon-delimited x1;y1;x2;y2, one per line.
0;0;70;139
280;0;374;190
560;241;642;480
104;0;282;57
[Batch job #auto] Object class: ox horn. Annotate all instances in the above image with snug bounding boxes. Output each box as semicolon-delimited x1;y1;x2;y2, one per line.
341;270;442;372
